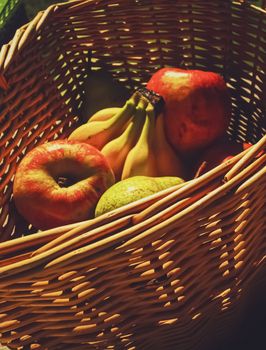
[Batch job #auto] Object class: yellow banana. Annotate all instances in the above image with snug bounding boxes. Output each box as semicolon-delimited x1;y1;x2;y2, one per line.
101;101;146;181
88;107;122;122
69;97;136;150
121;101;158;180
154;113;185;178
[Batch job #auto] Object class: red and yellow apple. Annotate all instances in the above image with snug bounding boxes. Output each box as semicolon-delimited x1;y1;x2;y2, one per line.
146;67;231;154
13;140;115;230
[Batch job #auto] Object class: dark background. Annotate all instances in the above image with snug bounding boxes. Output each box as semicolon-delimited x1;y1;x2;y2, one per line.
218;290;265;350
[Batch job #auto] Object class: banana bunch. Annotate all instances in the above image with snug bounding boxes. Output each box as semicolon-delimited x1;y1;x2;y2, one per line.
69;97;136;150
69;89;184;181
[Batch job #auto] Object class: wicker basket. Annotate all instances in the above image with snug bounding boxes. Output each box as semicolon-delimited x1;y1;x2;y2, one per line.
0;0;265;349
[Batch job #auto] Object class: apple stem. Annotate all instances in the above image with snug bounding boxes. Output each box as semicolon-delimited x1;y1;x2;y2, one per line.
194;161;207;178
57;176;74;188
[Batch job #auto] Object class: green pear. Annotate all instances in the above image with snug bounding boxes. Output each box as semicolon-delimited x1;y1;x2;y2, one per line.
95;175;184;217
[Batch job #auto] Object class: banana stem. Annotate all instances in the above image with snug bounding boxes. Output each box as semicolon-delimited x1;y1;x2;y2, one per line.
138;102;155;143
135;87;165;116
105;97;136;129
128;91;149;124
146;102;156;125
137;94;149;112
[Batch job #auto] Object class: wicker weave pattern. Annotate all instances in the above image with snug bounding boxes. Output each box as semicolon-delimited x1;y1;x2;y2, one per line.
0;1;265;349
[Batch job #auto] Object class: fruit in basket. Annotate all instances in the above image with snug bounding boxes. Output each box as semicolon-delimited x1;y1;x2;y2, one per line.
69;95;136;150
101;99;146;181
13;140;115;230
154;112;185;178
95;175;185;217
146;67;231;154
193;136;241;177
192;135;259;177
70;89;184;181
121;100;158;179
121;99;185;180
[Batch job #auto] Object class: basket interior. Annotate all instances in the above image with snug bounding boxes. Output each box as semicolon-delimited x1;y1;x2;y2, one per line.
0;0;265;239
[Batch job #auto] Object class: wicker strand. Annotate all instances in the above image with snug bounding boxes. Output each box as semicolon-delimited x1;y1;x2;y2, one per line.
224;134;266;181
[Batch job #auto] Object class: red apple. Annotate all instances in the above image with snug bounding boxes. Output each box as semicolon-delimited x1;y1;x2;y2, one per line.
13;140;115;230
146;67;231;154
192;135;259;177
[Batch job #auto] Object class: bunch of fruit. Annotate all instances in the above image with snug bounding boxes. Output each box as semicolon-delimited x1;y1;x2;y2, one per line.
69;87;184;181
13;67;252;231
